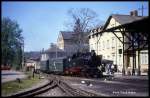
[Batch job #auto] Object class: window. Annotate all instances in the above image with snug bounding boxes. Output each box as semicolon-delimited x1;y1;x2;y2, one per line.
103;56;105;59
103;41;105;50
90;44;93;51
112;54;115;63
112;37;115;48
118;37;122;47
119;54;121;57
107;40;109;49
118;49;122;54
99;42;101;51
141;53;148;64
89;36;91;39
107;55;110;59
111;24;114;27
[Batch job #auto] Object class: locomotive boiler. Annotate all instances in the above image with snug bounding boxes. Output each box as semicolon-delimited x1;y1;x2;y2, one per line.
63;50;103;78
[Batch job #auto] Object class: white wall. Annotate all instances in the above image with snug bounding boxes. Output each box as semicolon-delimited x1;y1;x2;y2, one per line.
41;53;49;61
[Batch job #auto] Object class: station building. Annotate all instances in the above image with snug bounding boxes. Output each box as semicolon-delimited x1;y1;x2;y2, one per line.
89;10;148;75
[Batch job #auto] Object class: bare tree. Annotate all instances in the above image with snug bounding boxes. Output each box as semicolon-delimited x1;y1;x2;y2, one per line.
67;8;102;52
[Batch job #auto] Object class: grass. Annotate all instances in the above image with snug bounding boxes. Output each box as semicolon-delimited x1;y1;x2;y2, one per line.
1;71;42;96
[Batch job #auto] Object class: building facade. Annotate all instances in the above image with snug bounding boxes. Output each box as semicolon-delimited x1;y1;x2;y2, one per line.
57;31;79;56
57;31;89;56
25;58;40;71
41;43;66;61
89;11;148;74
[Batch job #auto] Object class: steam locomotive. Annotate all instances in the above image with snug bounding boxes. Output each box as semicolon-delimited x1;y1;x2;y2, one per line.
63;50;103;78
40;50;108;78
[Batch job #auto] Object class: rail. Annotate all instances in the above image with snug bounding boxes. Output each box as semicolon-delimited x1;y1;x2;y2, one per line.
8;74;98;97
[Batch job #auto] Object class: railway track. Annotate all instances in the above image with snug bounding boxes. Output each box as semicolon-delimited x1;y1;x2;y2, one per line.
8;74;98;97
7;77;57;97
58;79;97;96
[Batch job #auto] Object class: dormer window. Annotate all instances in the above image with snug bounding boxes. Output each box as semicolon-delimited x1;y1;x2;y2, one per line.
94;29;97;33
98;28;101;32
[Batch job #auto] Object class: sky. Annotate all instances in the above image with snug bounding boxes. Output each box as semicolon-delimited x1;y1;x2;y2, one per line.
2;1;149;52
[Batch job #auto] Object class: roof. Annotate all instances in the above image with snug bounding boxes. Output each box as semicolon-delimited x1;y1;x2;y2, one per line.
88;26;104;37
102;17;149;33
25;51;41;60
26;59;37;63
112;14;145;25
60;31;75;40
101;17;149;51
29;57;40;61
103;14;146;30
44;46;64;53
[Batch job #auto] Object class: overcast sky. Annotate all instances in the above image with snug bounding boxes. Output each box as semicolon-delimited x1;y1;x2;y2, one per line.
2;1;149;52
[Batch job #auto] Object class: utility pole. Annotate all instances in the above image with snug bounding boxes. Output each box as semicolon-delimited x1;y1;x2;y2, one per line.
141;5;144;16
138;5;147;16
22;40;24;72
56;44;57;59
116;38;117;66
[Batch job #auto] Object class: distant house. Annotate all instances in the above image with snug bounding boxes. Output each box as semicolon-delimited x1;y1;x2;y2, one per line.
40;43;66;72
57;31;77;56
25;57;40;71
57;31;89;56
41;43;66;62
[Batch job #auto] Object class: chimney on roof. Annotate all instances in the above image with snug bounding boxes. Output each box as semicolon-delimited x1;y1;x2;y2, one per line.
130;10;138;16
42;48;44;52
50;43;54;47
50;43;57;48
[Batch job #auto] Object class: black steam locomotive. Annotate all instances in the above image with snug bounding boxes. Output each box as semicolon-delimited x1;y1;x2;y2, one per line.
40;50;107;78
63;50;103;78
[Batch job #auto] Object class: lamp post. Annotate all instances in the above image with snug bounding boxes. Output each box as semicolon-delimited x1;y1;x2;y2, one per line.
21;40;24;72
56;44;57;59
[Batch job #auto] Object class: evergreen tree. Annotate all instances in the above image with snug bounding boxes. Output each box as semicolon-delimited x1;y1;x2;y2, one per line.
1;17;23;70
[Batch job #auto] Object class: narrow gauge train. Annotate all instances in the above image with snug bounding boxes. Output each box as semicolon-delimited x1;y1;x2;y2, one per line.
63;50;103;78
40;57;64;75
40;50;109;78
